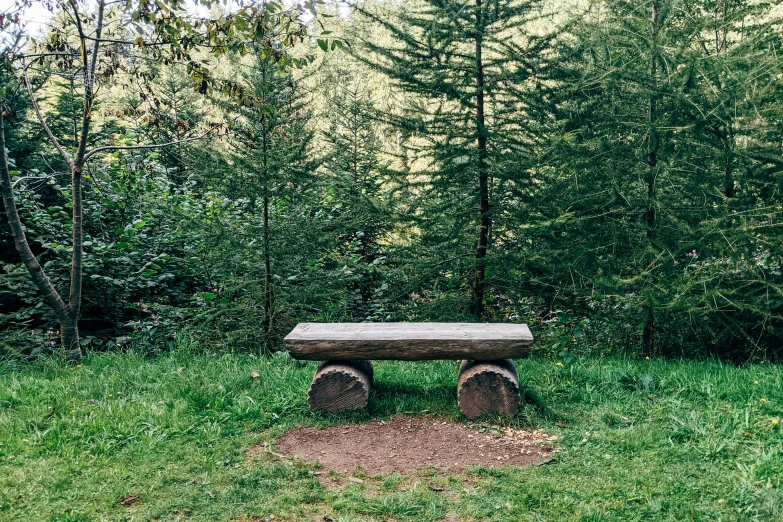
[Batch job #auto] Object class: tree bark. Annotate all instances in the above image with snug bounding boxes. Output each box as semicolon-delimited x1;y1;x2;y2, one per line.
261;79;274;353
723;126;734;228
457;359;520;419
471;0;490;320
307;360;373;413
263;189;273;352
0;112;70;322
60;317;81;360
65;0;106;360
642;1;659;358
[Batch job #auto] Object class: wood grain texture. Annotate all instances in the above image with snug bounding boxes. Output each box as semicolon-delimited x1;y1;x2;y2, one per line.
307;360;373;413
457;359;520;419
285;323;533;361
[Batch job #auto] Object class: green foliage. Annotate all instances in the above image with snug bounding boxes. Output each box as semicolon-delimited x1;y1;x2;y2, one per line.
1;145;205;352
351;0;554;320
537;0;783;358
322;80;394;321
2;0;783;360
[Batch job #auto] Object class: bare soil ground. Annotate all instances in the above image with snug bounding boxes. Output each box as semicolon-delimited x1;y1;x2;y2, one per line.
273;416;558;474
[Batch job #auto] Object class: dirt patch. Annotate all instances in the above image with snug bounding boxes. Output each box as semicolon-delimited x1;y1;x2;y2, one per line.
273;416;558;475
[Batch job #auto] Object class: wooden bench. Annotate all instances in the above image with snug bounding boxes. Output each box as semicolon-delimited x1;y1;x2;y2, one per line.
284;322;534;419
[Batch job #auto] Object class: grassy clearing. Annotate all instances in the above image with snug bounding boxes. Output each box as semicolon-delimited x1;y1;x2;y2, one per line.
0;348;781;522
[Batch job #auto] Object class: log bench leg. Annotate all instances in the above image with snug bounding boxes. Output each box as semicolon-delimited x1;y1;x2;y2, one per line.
457;359;520;419
308;360;374;413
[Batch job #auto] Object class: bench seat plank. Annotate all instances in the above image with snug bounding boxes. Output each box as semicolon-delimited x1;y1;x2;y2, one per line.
285;322;533;361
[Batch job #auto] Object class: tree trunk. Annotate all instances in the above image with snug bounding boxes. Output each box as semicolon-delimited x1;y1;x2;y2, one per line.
68;160;84;346
457;359;520;419
471;0;490;320
1;110;79;360
642;1;659;358
263;190;273;352
261;98;274;353
60;316;81;361
724;127;734;229
307;360;373;413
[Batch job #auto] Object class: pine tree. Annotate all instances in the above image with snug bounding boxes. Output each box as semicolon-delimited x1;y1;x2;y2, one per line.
227;54;312;350
670;0;783;354
353;0;553;319
544;0;783;356
541;0;700;355
322;78;391;321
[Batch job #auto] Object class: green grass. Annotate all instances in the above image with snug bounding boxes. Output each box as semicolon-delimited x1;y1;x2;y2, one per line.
0;348;781;521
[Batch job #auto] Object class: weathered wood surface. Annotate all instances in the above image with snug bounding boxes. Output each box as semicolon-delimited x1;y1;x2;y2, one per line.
307;360;373;413
286;323;533;361
457;359;520;419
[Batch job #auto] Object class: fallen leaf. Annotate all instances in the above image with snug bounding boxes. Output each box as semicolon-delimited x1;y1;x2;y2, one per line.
192;479;199;484
119;495;139;506
207;491;215;498
250;371;260;379
348;477;364;484
536;457;556;466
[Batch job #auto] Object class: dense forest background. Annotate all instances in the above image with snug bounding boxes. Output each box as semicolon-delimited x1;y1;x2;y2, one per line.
1;0;782;362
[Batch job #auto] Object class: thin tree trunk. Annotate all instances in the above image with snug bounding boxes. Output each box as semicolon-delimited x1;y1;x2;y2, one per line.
0;112;70;322
263;190;273;351
471;0;490;320
261;107;274;353
58;0;104;360
642;0;659;357
60;317;80;359
724;126;734;229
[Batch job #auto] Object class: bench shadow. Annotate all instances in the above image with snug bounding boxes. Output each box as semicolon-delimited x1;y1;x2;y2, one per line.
369;381;457;415
371;381;457;399
369;380;555;420
519;383;555;418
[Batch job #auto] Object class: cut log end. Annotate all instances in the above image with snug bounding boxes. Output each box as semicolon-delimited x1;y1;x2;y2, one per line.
308;360;373;413
457;359;520;420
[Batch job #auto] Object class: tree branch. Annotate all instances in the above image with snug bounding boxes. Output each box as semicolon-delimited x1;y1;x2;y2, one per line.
83;124;222;163
86;1;104;102
21;52;80;59
22;64;74;170
11;172;69;189
0;110;69;321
